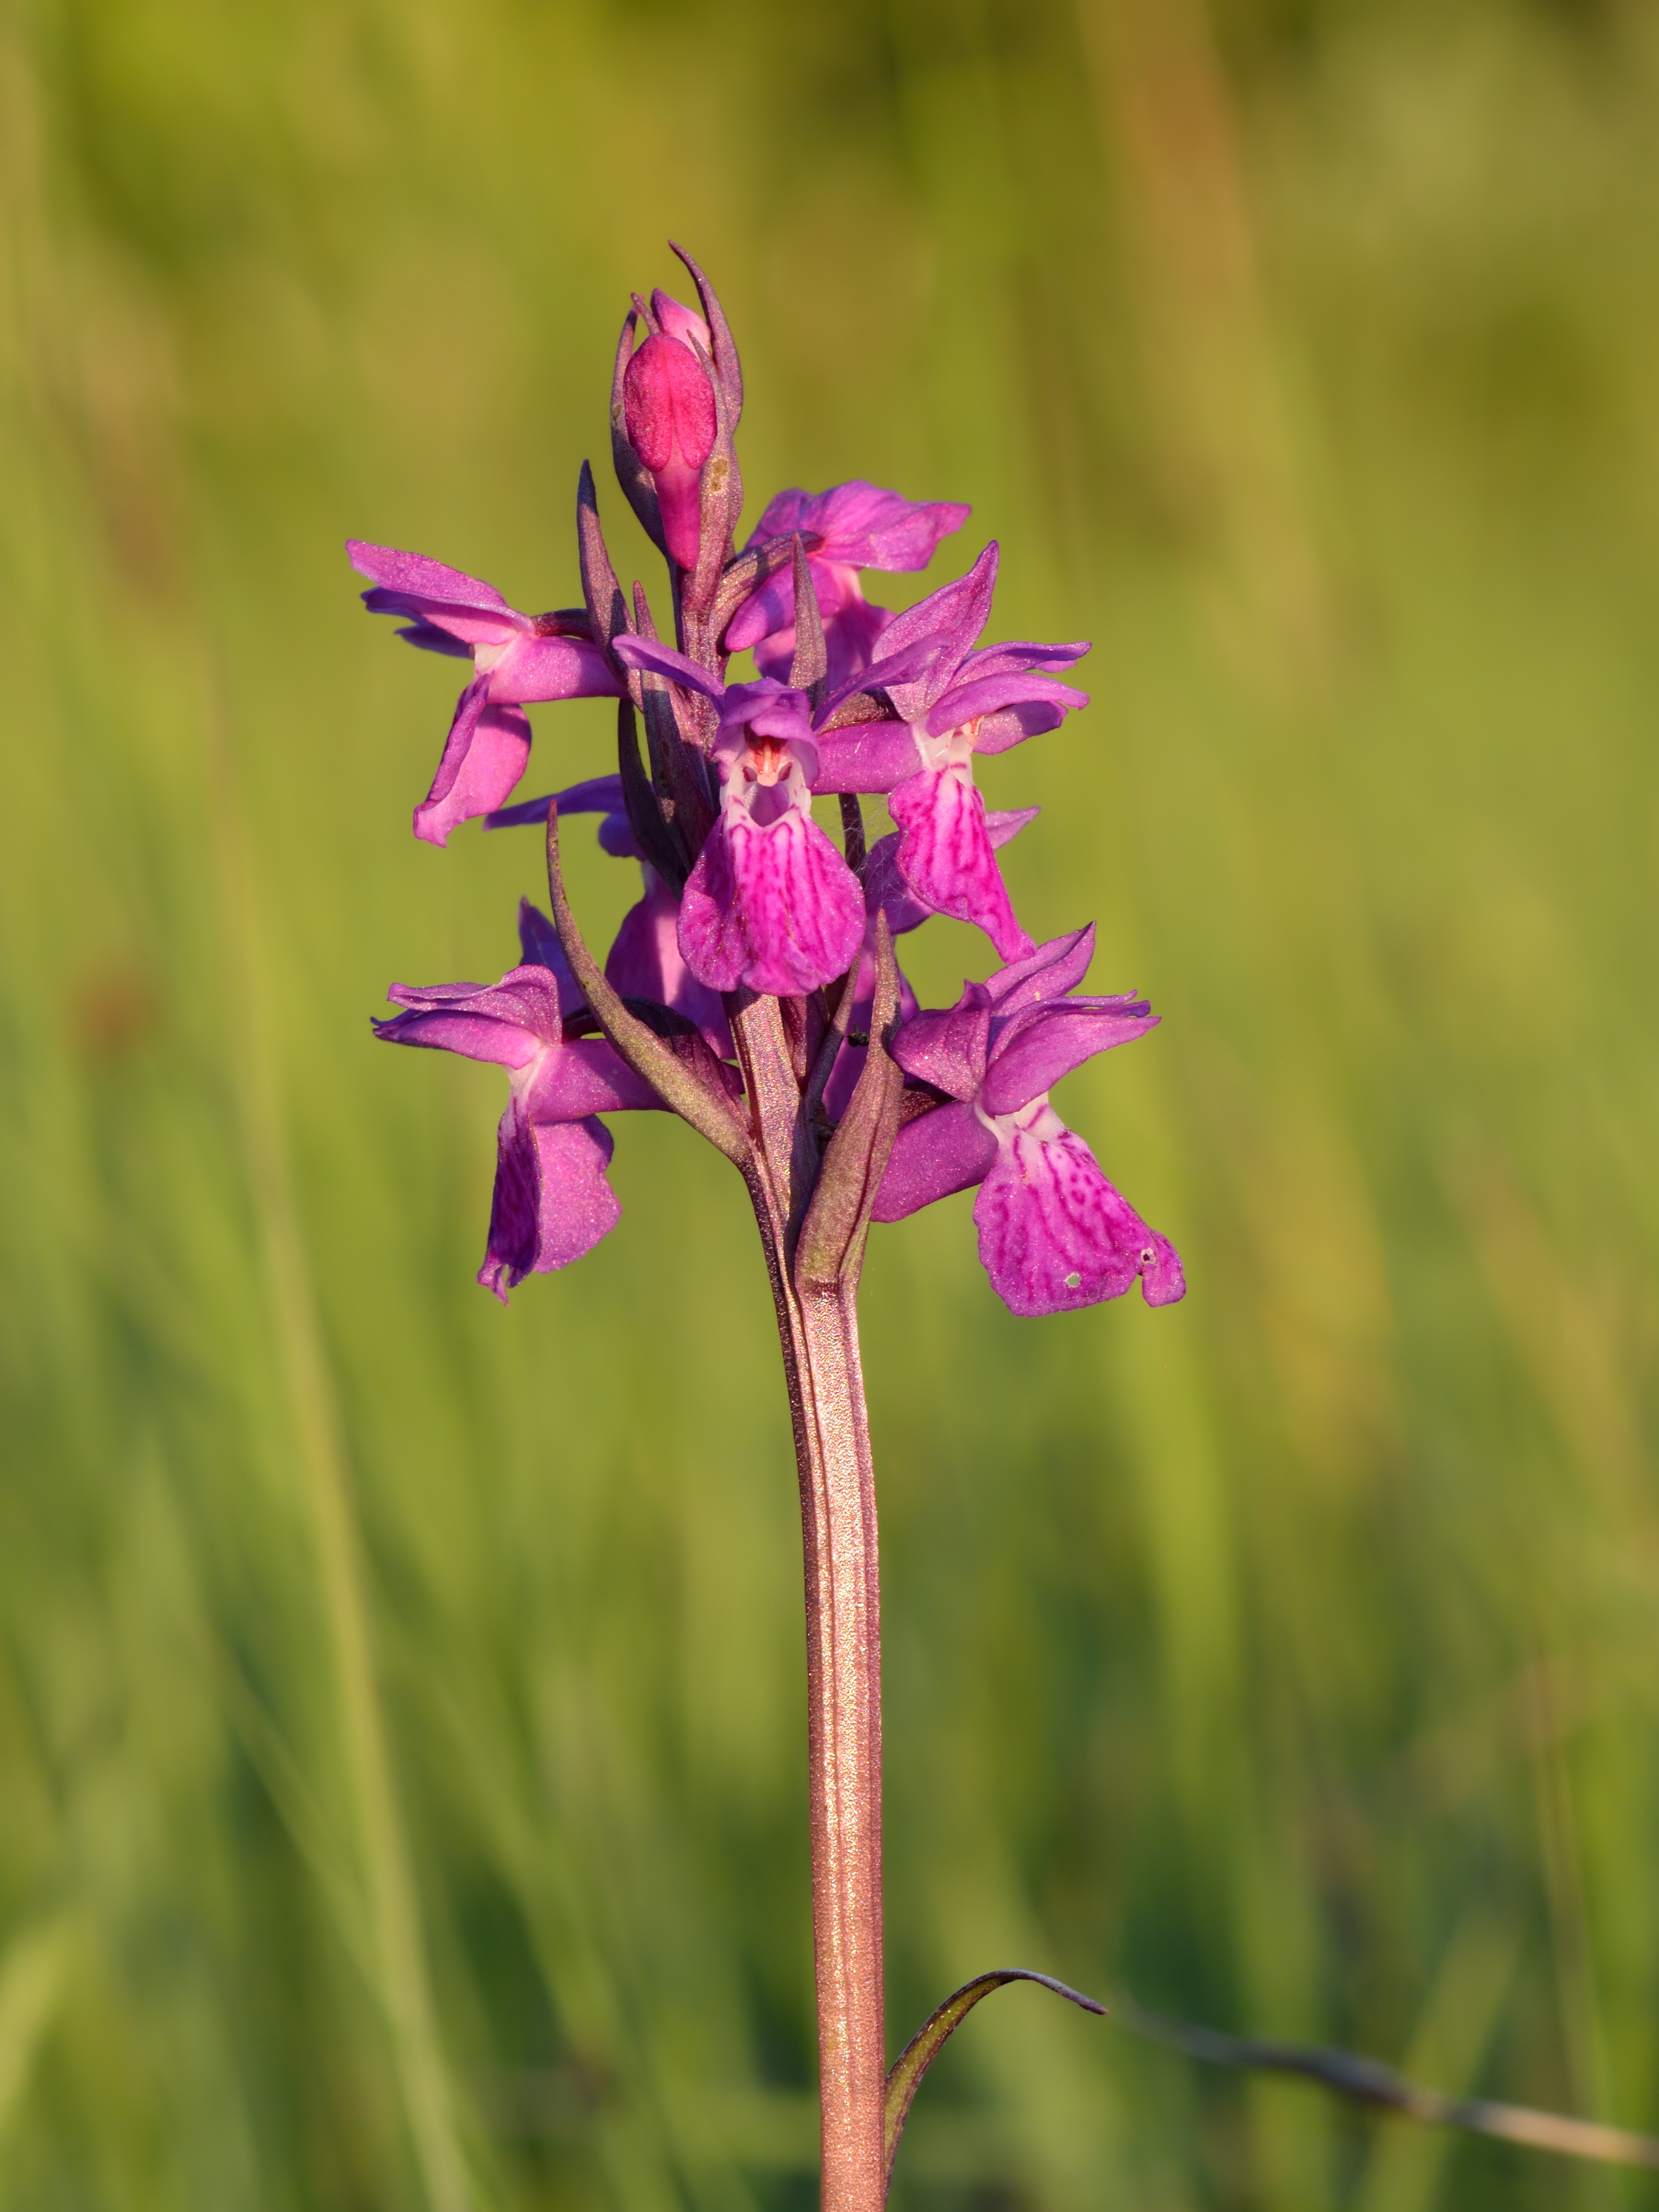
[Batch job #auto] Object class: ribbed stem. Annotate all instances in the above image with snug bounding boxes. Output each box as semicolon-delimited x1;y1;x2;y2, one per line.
731;994;886;2212
787;1280;885;2212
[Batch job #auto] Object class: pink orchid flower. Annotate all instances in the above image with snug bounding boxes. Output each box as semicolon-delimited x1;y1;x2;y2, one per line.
374;900;661;1299
822;807;1039;1119
873;927;1184;1315
610;641;867;998
349;542;623;846
725;480;971;691
811;544;1089;961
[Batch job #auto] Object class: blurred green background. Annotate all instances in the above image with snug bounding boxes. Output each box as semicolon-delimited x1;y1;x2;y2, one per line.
4;0;1659;2205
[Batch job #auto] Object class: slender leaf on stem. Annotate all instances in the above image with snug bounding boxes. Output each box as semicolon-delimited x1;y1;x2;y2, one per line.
803;974;857;1132
670;238;743;423
615;698;685;890
630;579;717;854
576;460;638;702
794;915;902;1287
884;1971;1108;2185
788;534;827;707
683;344;740;627
543;801;751;1166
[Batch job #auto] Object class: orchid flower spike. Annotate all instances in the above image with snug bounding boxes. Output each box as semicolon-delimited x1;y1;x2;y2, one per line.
874;928;1185;1315
349;543;623;845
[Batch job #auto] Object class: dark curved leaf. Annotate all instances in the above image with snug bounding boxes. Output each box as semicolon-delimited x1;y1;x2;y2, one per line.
884;1971;1106;2186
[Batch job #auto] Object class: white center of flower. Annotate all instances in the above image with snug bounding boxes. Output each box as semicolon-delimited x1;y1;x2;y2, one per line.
474;640;511;675
976;1093;1067;1145
914;715;982;776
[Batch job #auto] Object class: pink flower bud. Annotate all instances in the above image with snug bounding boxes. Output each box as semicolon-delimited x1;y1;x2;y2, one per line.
650;289;711;354
623;333;718;570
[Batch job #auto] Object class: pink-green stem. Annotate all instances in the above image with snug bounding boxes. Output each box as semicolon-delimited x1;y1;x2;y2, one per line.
732;994;888;2212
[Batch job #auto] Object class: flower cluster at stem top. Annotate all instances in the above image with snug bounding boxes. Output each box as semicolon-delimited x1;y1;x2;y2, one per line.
355;250;1184;1320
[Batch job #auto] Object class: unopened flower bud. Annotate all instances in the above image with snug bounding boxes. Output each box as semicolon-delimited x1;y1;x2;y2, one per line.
623;333;718;570
651;289;711;354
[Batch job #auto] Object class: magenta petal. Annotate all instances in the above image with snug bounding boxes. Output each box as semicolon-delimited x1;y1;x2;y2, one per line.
890;985;994;1101
959;640;1091;679
378;963;564;1055
375;1005;542;1069
870;1100;997;1223
516;899;586;1009
478;1107;620;1302
361;589;521;650
606;874;734;1054
555;773;626;815
1139;1234;1187;1306
981;1003;1160;1116
747;482;971;571
823;597;894;692
877;543;999;719
612;633;726;700
810;722;925;796
752;594;896;689
863;806;1039;940
718;679;815;747
678;808;864;997
925;671;1089;738
488;634;623;705
889;765;1034;961
654;456;705;571
873;543;998;668
984;927;1097;1014
973;1126;1166;1316
651;290;711;351
389;617;474;660
413;676;533;846
524;1036;664;1119
349;540;512;614
624;333;717;471
725;571;795;652
976;701;1073;754
986;804;1042;856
